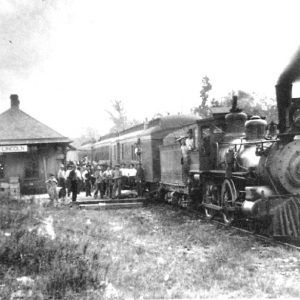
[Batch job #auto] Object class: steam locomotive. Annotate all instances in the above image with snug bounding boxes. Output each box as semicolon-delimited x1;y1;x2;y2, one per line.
78;50;300;242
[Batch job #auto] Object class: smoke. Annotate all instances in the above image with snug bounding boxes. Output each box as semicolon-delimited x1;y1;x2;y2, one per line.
0;0;58;93
278;46;300;85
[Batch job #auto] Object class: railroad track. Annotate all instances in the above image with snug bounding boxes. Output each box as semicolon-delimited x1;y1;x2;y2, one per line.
147;200;300;251
76;196;300;251
209;217;300;251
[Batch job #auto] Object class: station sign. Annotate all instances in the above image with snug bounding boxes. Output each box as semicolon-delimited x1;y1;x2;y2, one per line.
0;145;28;153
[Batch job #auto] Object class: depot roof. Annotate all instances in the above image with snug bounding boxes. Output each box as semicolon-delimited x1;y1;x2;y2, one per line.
0;94;72;146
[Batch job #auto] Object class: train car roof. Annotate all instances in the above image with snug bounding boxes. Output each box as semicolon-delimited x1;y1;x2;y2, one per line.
94;114;200;144
152;115;199;131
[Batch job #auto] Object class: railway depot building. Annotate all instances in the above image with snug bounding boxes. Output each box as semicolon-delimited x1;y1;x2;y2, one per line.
0;95;72;196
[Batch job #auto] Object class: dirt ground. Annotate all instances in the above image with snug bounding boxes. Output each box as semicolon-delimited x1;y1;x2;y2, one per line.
1;200;300;299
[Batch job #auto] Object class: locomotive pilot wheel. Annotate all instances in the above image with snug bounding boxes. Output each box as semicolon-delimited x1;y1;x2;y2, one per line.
221;179;237;225
202;181;220;220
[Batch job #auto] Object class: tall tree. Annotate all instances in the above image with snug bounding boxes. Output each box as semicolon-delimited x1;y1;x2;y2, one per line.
191;76;213;118
219;90;278;123
191;75;278;123
70;126;100;148
106;100;139;133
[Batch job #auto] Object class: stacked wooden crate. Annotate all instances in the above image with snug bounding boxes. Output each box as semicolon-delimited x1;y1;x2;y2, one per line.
0;182;10;199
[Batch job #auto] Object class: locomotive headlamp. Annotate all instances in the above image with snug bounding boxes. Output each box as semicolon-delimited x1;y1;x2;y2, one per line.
193;174;200;180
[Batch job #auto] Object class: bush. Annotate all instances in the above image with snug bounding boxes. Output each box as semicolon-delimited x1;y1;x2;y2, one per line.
0;199;37;230
0;229;103;299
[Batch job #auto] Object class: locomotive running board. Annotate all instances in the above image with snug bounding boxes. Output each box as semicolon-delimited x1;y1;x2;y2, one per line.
202;203;236;212
75;197;146;205
202;203;223;211
76;197;146;210
78;202;144;210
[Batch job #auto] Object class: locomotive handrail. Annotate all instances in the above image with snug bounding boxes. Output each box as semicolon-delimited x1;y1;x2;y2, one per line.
219;139;278;146
277;132;300;136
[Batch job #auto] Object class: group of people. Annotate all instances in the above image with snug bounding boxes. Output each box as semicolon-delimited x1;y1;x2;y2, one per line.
46;161;145;203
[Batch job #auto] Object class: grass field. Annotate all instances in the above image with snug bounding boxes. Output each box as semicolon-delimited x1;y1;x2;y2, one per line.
0;199;300;299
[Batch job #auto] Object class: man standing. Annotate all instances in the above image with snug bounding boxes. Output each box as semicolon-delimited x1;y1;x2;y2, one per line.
83;165;92;197
180;138;190;184
135;163;144;197
94;165;105;199
185;129;195;151
112;165;122;199
76;165;83;194
128;163;137;189
104;165;113;198
68;164;79;202
57;164;66;198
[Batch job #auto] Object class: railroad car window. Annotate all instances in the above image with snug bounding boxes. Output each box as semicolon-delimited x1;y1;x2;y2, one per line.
95;146;109;161
121;144;124;160
113;145;117;161
109;147;112;161
131;145;137;160
194;128;199;150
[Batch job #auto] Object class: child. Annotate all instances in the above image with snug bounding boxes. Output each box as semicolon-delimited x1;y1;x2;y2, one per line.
46;174;58;205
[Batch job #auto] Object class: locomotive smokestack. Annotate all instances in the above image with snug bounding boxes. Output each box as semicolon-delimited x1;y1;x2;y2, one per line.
275;83;292;133
276;46;300;133
278;46;300;86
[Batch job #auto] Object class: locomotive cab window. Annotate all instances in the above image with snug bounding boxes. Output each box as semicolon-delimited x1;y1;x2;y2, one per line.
186;128;198;151
194;128;199;150
200;126;211;155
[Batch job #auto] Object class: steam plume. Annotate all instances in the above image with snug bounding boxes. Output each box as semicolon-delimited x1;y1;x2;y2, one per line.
0;1;57;94
278;46;300;85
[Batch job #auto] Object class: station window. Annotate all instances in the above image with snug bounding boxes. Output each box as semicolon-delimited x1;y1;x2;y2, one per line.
0;156;5;179
25;154;39;179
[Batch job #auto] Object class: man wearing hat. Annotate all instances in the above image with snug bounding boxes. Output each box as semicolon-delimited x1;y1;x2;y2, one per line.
104;165;113;198
68;164;79;202
94;165;105;199
112;164;122;199
135;162;144;197
186;129;195;151
57;164;66;187
179;137;190;184
82;165;92;197
57;164;66;199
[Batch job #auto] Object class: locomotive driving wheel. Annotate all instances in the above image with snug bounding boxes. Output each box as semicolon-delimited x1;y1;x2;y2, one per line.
202;181;220;220
221;179;237;225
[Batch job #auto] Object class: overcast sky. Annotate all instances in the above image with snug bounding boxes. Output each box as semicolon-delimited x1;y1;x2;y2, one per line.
1;0;300;138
